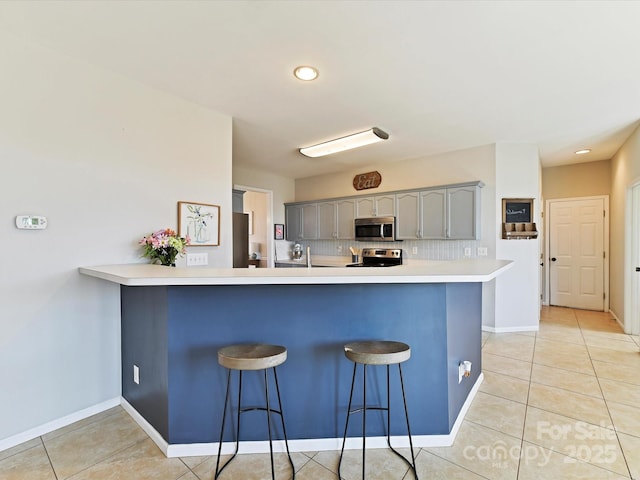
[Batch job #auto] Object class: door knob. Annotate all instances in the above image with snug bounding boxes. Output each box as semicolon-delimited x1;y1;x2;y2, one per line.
551;257;557;262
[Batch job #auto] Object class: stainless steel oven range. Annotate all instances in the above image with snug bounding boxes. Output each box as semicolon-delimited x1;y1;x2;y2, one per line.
346;248;402;267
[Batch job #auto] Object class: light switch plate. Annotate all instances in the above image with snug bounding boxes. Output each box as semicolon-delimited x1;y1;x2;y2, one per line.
187;252;208;266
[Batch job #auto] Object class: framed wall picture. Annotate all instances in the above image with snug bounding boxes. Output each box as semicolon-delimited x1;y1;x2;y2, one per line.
178;201;220;246
274;223;284;240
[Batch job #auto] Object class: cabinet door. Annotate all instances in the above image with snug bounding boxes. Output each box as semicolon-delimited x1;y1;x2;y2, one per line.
356;197;375;217
420;189;447;239
375;194;396;217
318;202;337;239
301;203;318;239
395;192;420;239
447;186;479;239
336;199;356;239
285;205;302;240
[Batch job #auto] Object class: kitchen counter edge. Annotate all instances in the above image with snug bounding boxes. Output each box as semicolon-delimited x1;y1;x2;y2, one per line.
79;259;513;286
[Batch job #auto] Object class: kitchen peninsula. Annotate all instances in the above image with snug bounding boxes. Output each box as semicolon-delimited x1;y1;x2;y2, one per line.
79;260;512;457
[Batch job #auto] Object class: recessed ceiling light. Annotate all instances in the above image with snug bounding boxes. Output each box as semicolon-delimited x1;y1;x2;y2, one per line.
575;149;591;155
299;128;389;158
293;65;319;81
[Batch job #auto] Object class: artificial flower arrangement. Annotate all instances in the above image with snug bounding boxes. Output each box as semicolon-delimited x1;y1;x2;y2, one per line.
139;228;190;266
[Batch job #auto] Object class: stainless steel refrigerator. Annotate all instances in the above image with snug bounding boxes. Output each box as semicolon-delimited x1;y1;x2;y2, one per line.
232;212;249;268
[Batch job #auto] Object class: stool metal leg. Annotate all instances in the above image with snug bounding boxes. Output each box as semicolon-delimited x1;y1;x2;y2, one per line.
215;369;243;479
398;364;419;479
339;362;419;480
216;367;295;480
362;363;367;480
272;367;296;479
338;362;358;479
264;369;276;480
384;364;419;479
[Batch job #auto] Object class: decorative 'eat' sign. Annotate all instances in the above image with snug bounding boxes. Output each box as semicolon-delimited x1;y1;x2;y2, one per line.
353;171;382;191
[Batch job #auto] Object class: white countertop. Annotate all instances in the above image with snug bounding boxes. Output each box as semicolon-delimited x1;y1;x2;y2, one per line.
79;259;513;286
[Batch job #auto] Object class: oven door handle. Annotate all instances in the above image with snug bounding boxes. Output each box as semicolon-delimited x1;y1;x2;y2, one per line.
380;224;385;239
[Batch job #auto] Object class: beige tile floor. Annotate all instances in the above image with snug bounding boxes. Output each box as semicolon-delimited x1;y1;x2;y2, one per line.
2;306;640;479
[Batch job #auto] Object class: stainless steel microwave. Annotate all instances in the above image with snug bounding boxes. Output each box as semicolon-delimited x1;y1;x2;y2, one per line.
354;216;396;242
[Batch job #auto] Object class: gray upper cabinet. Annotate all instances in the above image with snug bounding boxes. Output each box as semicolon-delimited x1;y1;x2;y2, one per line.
285;204;302;240
318;202;337;239
302;203;318;239
285;181;481;242
285;203;318;240
396;185;479;240
356;194;396;217
447;185;480;239
395;191;421;239
421;189;447;239
336;199;356;239
317;199;355;239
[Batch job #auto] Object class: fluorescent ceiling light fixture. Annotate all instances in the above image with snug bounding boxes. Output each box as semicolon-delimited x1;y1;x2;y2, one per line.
293;65;319;81
299;128;389;158
575;149;591;155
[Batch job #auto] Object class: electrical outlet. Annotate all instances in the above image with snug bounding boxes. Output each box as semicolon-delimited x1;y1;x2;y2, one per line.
337;245;342;253
133;365;140;385
187;252;208;266
477;247;488;257
412;246;418;255
464;247;471;257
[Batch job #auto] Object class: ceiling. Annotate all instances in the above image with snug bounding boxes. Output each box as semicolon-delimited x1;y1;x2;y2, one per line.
1;1;639;179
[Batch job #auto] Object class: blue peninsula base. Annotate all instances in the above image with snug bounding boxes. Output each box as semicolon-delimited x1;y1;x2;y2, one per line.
120;281;482;454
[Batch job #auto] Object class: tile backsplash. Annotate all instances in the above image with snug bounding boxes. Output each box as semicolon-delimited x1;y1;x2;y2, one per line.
277;239;483;261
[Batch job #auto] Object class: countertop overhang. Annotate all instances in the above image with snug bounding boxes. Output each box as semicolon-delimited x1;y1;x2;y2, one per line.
79;259;513;286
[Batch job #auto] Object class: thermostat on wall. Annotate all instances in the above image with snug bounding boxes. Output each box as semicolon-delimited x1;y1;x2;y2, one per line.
15;215;47;230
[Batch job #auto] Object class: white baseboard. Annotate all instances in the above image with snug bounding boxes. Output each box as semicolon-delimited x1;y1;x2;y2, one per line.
124;374;485;458
608;309;624;331
0;397;120;453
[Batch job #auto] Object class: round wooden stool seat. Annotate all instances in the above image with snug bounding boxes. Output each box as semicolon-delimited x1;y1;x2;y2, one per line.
344;340;411;365
218;344;287;371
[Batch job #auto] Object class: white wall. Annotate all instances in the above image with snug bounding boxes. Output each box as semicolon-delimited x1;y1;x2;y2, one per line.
493;143;542;331
294;144;497;257
233;165;295;225
611;123;640;330
0;33;232;444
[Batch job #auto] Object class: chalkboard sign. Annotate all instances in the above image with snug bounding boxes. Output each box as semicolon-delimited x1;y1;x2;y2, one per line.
502;199;533;223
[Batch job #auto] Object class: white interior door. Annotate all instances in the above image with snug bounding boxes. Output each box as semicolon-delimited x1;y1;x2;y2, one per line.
628;184;640;335
549;198;605;311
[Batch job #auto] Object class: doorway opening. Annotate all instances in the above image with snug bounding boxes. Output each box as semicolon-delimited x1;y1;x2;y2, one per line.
624;182;640;335
545;196;609;311
234;184;274;268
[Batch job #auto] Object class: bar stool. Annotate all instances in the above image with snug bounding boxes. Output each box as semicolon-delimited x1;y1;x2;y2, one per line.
215;344;295;480
338;340;419;480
